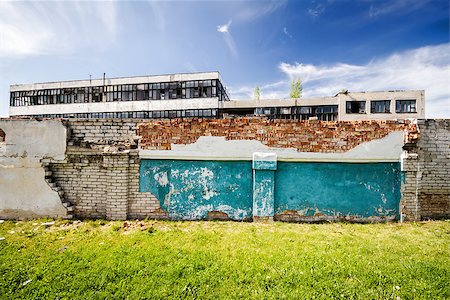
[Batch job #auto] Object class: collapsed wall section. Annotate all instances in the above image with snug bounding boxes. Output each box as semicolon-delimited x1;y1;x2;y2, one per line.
49;120;162;220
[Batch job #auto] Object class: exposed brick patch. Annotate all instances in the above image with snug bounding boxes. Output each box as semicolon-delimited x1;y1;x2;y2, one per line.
207;211;230;221
274;212;396;223
137;118;412;152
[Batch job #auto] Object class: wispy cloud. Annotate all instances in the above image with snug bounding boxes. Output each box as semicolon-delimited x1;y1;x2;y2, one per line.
368;0;429;18
308;3;325;18
217;20;238;58
236;0;287;22
283;27;293;38
231;44;450;118
148;1;166;31
217;1;286;59
0;1;118;57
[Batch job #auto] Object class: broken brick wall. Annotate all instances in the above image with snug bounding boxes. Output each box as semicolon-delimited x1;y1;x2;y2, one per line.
401;119;450;221
137;118;412;152
44;117;448;221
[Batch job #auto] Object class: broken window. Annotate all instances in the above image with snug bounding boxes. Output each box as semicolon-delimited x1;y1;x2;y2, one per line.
371;100;390;113
136;84;146;101
396;100;416;113
279;107;291;114
346;101;366;114
9;78;230;107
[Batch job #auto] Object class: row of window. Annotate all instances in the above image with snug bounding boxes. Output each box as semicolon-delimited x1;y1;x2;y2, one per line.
255;106;338;121
346;100;417;114
24;109;219;119
10;79;229;107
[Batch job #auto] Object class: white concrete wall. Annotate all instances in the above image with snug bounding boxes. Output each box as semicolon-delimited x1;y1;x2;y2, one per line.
0;119;67;219
337;90;425;120
10;98;220;116
226;90;423;120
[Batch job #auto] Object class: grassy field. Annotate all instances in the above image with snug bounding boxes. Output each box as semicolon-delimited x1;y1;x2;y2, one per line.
0;219;449;299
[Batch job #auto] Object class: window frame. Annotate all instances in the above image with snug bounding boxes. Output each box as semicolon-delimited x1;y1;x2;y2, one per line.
370;100;391;114
395;100;417;113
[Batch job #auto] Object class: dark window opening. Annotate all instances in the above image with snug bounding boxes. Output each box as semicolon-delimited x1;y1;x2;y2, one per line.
254;105;337;121
346;101;366;114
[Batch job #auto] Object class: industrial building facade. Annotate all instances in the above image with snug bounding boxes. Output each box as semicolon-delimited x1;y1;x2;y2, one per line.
9;72;424;120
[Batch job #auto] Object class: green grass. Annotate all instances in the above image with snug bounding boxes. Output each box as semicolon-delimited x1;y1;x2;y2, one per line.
0;220;449;299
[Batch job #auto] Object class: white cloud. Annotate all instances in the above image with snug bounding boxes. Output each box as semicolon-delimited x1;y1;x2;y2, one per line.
217;20;238;58
231;44;450;118
229;81;286;100
217;20;232;33
0;1;118;57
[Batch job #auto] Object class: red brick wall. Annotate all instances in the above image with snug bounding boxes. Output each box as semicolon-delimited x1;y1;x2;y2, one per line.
137;118;414;153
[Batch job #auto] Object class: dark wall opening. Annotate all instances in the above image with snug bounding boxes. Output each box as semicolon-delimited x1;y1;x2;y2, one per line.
0;128;5;143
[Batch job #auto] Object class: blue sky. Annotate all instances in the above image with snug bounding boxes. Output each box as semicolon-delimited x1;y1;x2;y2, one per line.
0;0;449;117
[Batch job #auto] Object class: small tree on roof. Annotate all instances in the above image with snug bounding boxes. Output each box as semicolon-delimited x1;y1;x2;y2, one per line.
290;78;303;98
254;86;261;100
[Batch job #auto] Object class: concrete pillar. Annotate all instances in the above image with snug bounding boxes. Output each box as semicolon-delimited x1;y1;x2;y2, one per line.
252;152;277;222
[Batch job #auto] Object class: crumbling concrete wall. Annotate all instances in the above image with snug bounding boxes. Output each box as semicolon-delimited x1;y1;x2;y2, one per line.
401;119;450;221
0;119;67;219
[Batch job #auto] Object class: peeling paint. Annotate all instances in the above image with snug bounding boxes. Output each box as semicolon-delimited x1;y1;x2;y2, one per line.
140;160;253;220
140;159;401;221
154;171;169;187
274;162;401;218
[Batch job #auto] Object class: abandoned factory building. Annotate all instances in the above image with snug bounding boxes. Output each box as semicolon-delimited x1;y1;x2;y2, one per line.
9;72;424;121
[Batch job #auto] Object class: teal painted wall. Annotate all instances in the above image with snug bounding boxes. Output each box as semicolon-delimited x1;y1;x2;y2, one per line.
274;162;402;217
140;160;253;220
140;160;402;220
